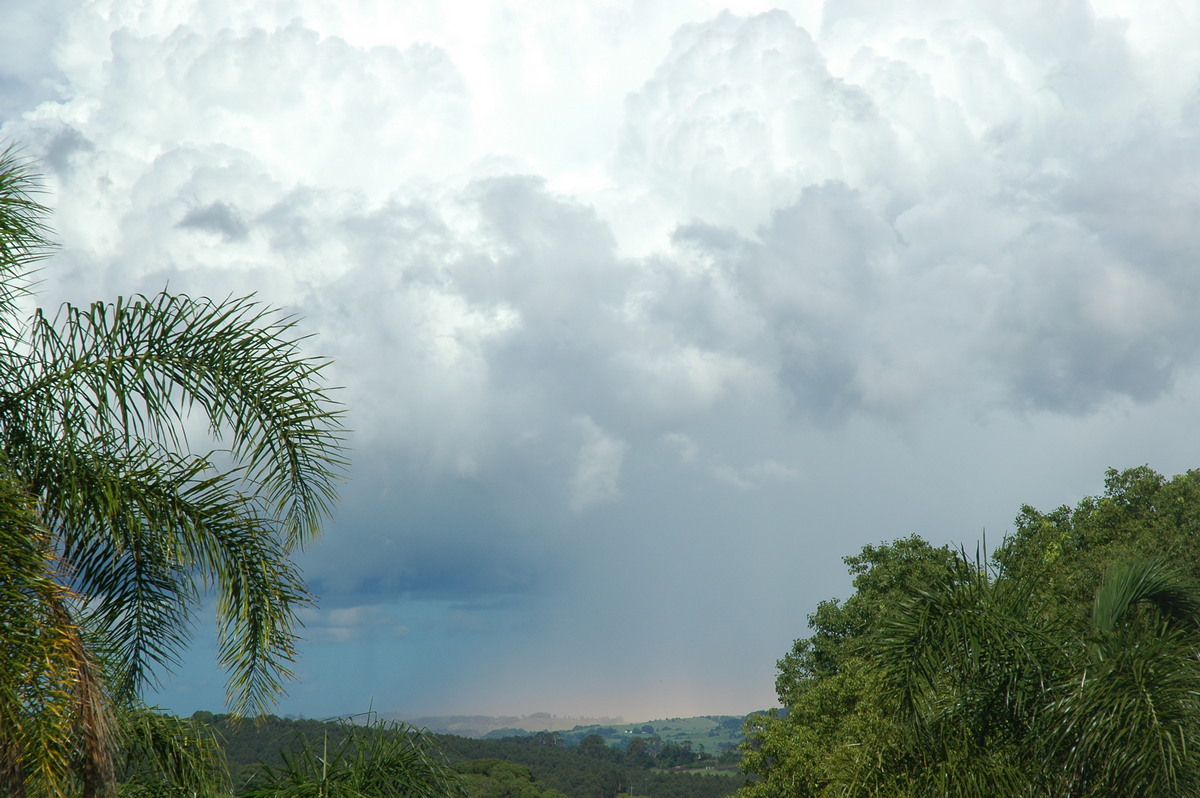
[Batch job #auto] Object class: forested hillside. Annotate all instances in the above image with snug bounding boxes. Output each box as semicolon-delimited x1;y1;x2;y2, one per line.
200;713;744;798
508;715;748;756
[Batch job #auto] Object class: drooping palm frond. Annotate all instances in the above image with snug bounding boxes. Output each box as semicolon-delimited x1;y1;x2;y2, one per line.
1044;559;1200;797
1050;627;1200;797
8;289;346;546
874;561;1064;749
27;435;309;714
1092;557;1200;636
0;236;346;715
0;465;116;798
860;557;1080;797
0;144;52;335
858;555;1200;798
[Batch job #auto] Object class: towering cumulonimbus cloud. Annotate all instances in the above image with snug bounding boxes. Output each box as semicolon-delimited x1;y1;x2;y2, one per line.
614;3;1200;417
13;2;1198;427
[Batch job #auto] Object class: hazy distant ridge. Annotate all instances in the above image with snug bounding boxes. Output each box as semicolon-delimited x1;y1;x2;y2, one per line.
396;712;625;736
391;712;753;755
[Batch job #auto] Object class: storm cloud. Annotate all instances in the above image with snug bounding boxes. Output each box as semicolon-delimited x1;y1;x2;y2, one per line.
3;0;1200;720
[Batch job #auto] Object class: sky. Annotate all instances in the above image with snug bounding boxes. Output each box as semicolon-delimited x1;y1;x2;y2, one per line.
3;0;1200;724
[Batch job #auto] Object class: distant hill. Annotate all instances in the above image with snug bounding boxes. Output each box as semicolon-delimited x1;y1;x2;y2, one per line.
394;713;756;755
397;713;625;737
541;715;750;755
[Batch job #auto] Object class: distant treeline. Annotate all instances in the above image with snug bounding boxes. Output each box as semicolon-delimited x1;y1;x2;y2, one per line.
195;712;745;798
490;714;749;755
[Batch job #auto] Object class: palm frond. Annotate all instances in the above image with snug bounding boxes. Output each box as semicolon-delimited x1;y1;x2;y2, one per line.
1050;627;1200;796
0;464;116;798
875;562;1062;742
9;290;346;546
1040;560;1200;796
0;289;344;714
0;145;52;334
1092;558;1200;636
24;436;309;715
0;143;348;793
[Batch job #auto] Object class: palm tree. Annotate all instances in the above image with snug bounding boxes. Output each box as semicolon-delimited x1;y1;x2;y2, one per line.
1051;561;1200;795
0;144;345;796
853;557;1200;797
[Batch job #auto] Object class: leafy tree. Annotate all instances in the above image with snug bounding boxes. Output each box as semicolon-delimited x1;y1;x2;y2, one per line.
623;738;652;770
531;732;564;749
741;468;1200;798
996;466;1200;607
0;144;344;796
456;759;567;798
653;741;695;769
739;536;962;798
432;732;742;798
574;735;610;760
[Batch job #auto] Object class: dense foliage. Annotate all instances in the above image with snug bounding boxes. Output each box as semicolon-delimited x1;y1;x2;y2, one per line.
740;467;1200;797
240;716;462;798
421;733;742;798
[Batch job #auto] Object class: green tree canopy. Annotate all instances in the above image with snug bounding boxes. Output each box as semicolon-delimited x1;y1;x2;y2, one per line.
852;557;1200;796
740;536;962;798
740;467;1200;798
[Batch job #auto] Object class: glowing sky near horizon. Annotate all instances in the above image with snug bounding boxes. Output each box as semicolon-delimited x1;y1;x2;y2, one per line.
4;0;1200;722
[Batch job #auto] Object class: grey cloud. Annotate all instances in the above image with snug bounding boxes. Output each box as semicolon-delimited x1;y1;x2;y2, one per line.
297;603;409;644
42;126;94;176
37;3;1196;431
0;121;96;182
984;221;1185;413
177;201;249;241
298;447;574;602
819;0;1100;61
14;1;1200;428
666;182;900;420
0;0;74;123
457;176;624;316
